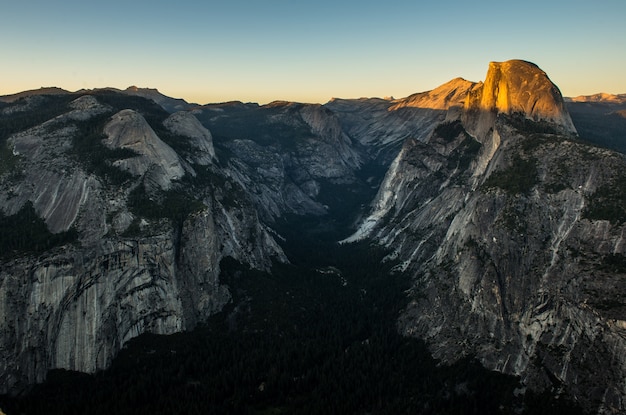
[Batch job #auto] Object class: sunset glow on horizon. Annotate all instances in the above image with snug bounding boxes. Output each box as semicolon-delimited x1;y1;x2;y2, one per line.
2;0;625;105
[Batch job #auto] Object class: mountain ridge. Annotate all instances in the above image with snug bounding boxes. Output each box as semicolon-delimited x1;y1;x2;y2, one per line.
4;76;625;111
389;77;479;111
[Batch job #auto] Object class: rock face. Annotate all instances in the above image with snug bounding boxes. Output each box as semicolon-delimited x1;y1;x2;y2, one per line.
345;60;626;413
163;111;216;165
390;77;479;111
463;60;576;138
326;95;443;159
326;79;478;164
3;96;108;234
195;101;363;220
0;92;285;393
103;109;185;190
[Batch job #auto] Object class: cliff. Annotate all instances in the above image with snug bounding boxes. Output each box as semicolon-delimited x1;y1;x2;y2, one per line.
345;60;626;413
463;60;576;138
0;92;285;393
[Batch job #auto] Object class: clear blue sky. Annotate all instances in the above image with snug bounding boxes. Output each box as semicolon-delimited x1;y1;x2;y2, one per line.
1;0;625;104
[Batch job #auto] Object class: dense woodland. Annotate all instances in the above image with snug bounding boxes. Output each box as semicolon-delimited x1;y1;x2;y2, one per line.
0;215;585;414
0;202;77;259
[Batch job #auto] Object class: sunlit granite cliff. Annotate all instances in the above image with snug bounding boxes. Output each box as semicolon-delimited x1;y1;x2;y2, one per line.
463;60;576;138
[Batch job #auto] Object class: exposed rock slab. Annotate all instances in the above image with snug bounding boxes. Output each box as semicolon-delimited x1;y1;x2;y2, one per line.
463;60;577;137
163;111;216;164
390;77;479;111
103;109;185;190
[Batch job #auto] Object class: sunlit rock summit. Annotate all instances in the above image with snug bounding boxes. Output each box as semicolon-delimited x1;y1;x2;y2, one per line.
389;77;479;111
463;60;576;138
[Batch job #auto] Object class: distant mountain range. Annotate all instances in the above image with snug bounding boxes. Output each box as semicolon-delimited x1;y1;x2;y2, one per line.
567;92;626;104
3;84;625;113
0;86;192;113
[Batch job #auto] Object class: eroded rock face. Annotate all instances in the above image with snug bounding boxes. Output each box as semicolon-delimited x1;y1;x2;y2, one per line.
0;218;239;392
2;97;106;233
202;101;364;221
392;132;626;413
0;94;286;394
1;237;185;389
346;61;626;413
463;60;577;138
390;77;479;111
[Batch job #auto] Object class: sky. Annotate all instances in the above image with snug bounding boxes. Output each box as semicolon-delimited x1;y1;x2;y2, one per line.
1;0;625;104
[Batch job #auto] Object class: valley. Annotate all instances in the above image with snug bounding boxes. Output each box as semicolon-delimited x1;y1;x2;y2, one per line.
0;219;580;414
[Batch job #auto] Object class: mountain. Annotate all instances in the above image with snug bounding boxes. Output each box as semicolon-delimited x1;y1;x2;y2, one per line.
345;59;626;414
462;60;576;137
0;86;192;113
120;86;193;113
325;80;476;163
0;87;368;395
0;90;285;393
389;77;479;111
1;60;625;414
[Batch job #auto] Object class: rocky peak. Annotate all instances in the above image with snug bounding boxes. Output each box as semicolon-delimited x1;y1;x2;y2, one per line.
102;109;185;189
463;60;577;137
68;95;101;111
298;104;362;170
163;111;216;165
390;77;479;111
